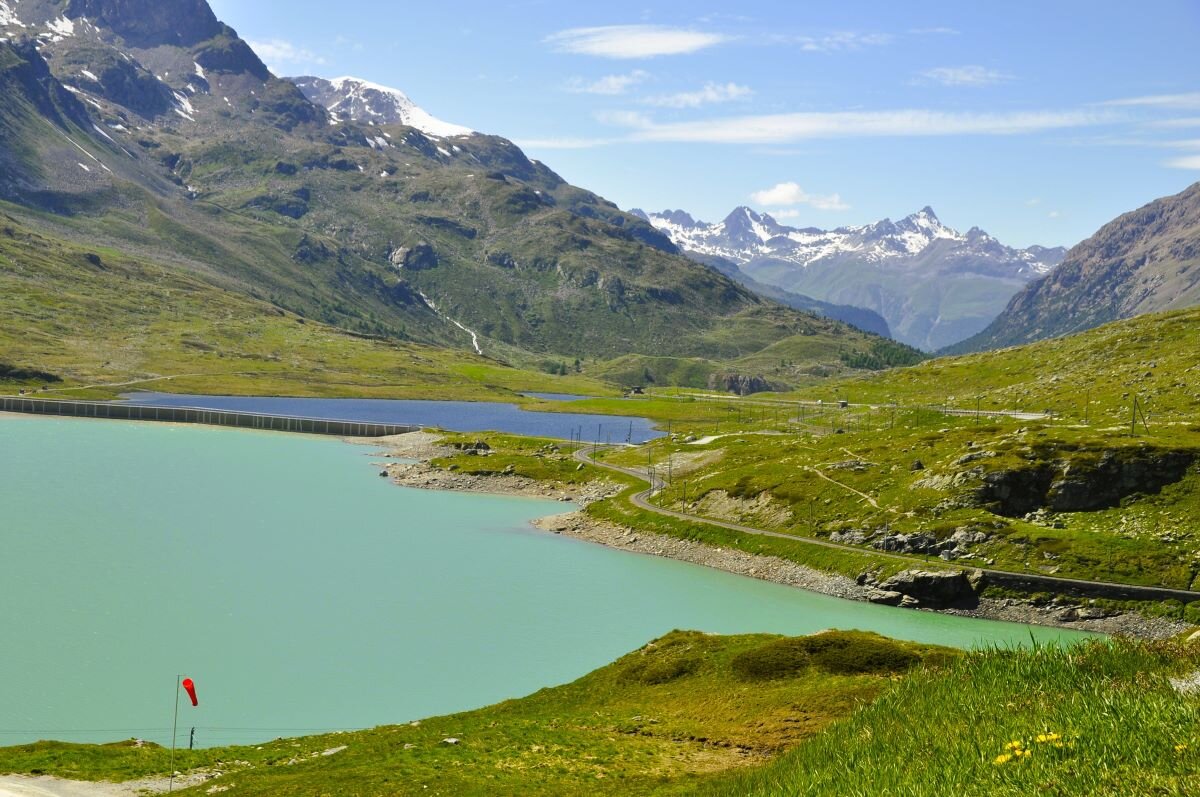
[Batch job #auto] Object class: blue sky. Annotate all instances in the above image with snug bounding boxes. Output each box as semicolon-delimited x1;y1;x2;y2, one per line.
209;0;1200;247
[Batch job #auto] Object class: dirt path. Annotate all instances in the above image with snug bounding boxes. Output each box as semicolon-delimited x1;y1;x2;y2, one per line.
805;466;885;510
0;773;206;796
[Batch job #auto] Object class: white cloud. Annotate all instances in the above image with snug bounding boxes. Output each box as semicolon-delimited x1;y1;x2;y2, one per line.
1104;92;1200;109
1048;210;1061;218
910;27;960;35
247;38;326;73
566;70;649;95
512;136;618;150
1167;154;1200;169
751;181;849;211
595;109;655;128
644;82;753;109
1025;198;1042;206
1147;117;1200;128
918;65;1012;87
775;31;891;52
613;108;1112;144
545;25;727;59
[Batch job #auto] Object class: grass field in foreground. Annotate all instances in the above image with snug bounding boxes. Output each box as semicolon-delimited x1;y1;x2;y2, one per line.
0;631;951;795
2;635;1196;796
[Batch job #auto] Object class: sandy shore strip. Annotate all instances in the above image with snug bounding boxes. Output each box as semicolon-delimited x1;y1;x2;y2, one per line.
0;771;217;796
361;433;1191;640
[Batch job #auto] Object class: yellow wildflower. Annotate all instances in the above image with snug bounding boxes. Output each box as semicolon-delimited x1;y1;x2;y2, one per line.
993;753;1013;765
1035;732;1061;744
1016;748;1032;758
1005;740;1024;751
1176;744;1189;753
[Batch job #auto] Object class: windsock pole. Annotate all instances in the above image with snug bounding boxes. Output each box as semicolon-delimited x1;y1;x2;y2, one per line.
169;675;181;793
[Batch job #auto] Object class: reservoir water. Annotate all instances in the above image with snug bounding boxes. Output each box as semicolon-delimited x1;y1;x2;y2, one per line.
122;392;661;442
0;415;1092;749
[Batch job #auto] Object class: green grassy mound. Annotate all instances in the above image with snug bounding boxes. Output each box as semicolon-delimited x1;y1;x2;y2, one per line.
704;637;1200;797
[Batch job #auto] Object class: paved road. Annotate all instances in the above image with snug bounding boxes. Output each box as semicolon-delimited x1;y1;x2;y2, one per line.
648;391;1054;422
573;446;1199;602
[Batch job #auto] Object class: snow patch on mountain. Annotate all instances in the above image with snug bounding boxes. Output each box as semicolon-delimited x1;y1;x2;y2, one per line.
46;15;74;37
290;75;473;138
0;1;26;28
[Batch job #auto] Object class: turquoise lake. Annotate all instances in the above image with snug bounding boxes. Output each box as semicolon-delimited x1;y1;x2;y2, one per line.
0;414;1093;749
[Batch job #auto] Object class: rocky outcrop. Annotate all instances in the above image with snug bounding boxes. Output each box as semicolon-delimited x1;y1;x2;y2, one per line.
706;373;773;396
1046;450;1195;511
830;527;993;562
964;449;1195;517
390;243;438;270
873;569;980;609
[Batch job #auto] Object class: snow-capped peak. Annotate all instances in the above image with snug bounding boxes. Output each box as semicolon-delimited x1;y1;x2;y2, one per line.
637;205;1065;276
290;75;473;138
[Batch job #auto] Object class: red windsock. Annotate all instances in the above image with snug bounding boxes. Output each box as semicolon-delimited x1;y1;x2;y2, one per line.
182;677;198;707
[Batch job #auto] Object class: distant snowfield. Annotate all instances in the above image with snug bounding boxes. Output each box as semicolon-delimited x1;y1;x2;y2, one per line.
298;75;474;138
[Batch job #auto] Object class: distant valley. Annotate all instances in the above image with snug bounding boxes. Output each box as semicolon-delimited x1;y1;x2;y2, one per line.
634;205;1066;351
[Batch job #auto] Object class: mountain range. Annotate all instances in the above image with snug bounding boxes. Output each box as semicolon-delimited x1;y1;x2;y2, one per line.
633;206;1067;351
0;0;922;392
951;181;1200;353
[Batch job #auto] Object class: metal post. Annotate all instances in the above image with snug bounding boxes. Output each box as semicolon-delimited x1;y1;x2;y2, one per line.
169;675;180;793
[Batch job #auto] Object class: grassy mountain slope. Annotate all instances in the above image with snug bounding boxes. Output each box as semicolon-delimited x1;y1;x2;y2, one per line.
684;251;893;338
810;303;1200;425
568;305;1200;596
0;209;614;400
0;4;912;387
952;181;1200;353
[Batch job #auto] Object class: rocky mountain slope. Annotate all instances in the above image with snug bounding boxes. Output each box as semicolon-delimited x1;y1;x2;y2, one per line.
0;0;916;386
683;249;892;337
635;206;1066;351
950;181;1200;353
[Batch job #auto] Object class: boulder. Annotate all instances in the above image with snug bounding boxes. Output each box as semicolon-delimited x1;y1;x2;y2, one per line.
878;569;977;608
867;589;904;606
389;242;439;270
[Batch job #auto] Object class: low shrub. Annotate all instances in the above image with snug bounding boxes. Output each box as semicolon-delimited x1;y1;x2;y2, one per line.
731;631;922;681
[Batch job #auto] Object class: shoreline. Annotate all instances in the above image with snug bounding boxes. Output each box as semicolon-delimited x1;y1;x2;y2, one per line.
370;432;1192;641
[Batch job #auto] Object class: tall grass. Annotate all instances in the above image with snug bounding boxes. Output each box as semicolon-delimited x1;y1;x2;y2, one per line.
703;638;1200;796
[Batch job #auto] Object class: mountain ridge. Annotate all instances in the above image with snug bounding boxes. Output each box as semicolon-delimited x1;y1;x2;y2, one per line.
635;205;1067;351
948;181;1200;354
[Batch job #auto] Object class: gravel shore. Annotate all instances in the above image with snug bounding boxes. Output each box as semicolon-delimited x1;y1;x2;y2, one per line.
364;433;1192;640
